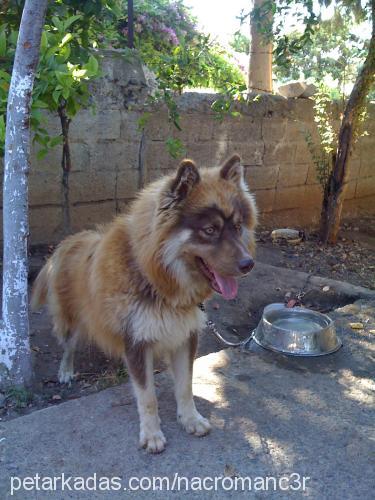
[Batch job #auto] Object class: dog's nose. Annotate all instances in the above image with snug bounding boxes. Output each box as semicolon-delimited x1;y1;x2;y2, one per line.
238;257;254;274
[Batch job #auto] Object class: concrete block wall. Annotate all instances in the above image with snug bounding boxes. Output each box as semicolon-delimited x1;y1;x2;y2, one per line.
1;51;374;244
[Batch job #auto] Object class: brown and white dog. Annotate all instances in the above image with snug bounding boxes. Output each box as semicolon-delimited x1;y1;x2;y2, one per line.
31;154;257;453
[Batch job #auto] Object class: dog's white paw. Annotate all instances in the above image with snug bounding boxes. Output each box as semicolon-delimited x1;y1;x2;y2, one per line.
58;366;74;384
178;411;211;436
140;429;167;454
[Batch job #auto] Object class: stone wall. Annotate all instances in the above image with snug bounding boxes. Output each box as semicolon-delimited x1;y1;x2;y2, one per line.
1;51;374;244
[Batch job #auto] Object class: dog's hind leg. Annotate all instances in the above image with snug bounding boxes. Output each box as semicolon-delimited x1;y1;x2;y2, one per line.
169;332;211;436
124;342;166;453
58;330;79;384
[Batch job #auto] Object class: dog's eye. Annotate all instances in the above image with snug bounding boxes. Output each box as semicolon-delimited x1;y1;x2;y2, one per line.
203;226;215;235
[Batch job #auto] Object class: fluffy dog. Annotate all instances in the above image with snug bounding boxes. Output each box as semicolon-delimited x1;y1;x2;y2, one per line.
31;154;257;453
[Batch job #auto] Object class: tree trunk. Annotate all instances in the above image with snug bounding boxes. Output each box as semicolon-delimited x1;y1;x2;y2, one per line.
58;102;72;235
320;4;375;244
0;0;48;388
248;0;273;93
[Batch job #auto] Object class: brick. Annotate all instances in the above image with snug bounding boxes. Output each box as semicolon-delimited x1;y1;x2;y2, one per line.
278;163;308;187
70;109;121;141
253;189;275;213
356;177;375;198
144;142;176;171
264;142;296;165
116;168;142;199
306;163;321;185
245;165;279;190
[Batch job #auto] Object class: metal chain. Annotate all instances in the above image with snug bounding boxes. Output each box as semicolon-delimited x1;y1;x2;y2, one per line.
198;303;254;348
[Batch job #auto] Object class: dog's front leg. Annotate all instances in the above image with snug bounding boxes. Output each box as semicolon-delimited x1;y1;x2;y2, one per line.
170;332;211;436
125;342;166;453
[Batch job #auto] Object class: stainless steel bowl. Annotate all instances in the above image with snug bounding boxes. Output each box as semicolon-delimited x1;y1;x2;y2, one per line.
252;303;342;356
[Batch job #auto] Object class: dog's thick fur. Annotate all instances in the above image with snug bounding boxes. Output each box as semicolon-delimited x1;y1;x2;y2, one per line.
31;154;257;453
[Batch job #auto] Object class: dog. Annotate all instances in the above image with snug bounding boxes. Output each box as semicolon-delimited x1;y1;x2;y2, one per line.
31;154;257;453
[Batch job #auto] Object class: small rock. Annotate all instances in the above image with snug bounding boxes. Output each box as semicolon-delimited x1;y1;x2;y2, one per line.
52;394;62;401
322;286;330;292
349;322;364;330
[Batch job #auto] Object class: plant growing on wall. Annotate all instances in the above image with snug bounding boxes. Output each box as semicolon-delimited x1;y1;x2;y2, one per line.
238;0;374;244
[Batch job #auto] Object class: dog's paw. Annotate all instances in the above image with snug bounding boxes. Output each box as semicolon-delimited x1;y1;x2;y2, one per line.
178;411;211;436
140;429;167;454
58;366;74;384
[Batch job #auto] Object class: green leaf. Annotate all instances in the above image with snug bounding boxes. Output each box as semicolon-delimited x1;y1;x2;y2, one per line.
0;69;11;82
0;30;6;57
63;15;82;31
85;55;99;75
52;89;61;104
49;135;63;147
40;31;48;51
62;87;70;100
37;149;49;160
52;16;64;33
32;99;50;109
59;33;73;48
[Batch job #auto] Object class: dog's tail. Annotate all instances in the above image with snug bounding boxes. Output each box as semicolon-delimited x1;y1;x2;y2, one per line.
30;262;49;310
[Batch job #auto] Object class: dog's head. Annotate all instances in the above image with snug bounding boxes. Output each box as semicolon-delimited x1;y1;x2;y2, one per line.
160;154;257;300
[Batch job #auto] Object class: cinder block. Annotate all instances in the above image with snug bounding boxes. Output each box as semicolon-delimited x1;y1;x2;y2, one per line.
356;176;375;198
90;141;138;172
227;141;264;165
120;111;144;142
344;181;357;200
245;165;279;190
71;200;116;232
264;142;296;165
212;116;261;142
179;114;214;142
302;184;323;208
70;109;121;141
29;206;62;244
69;170;116;204
253;189;275;213
278;163;308;187
29;171;62;206
295;141;311;163
274;186;306;210
262;118;287;142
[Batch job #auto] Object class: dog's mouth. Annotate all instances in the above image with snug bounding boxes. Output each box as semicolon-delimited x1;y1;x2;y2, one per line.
196;257;238;300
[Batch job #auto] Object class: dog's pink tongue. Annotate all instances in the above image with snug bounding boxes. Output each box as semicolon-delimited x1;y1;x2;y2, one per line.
212;271;238;300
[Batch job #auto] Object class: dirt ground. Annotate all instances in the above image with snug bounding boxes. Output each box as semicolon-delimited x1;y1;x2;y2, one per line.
1;215;374;421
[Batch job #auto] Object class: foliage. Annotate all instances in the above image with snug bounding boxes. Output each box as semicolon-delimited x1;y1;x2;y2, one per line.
230;31;250;55
1;0;245;159
305;85;337;189
274;9;368;95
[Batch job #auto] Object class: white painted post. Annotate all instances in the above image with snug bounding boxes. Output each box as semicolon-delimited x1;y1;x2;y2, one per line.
0;0;48;387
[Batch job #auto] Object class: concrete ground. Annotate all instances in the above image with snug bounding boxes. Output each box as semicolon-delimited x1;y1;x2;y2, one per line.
1;265;374;499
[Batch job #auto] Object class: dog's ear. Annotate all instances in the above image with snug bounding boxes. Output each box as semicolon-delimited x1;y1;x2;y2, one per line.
220;154;244;186
170;159;200;200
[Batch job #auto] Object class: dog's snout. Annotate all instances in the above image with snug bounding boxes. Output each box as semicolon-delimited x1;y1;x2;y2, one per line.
238;257;254;274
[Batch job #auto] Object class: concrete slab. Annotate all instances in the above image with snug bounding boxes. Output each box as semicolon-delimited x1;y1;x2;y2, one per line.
1;300;374;499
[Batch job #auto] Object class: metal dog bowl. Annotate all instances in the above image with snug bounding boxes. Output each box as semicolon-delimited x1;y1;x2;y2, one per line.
252;303;342;356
